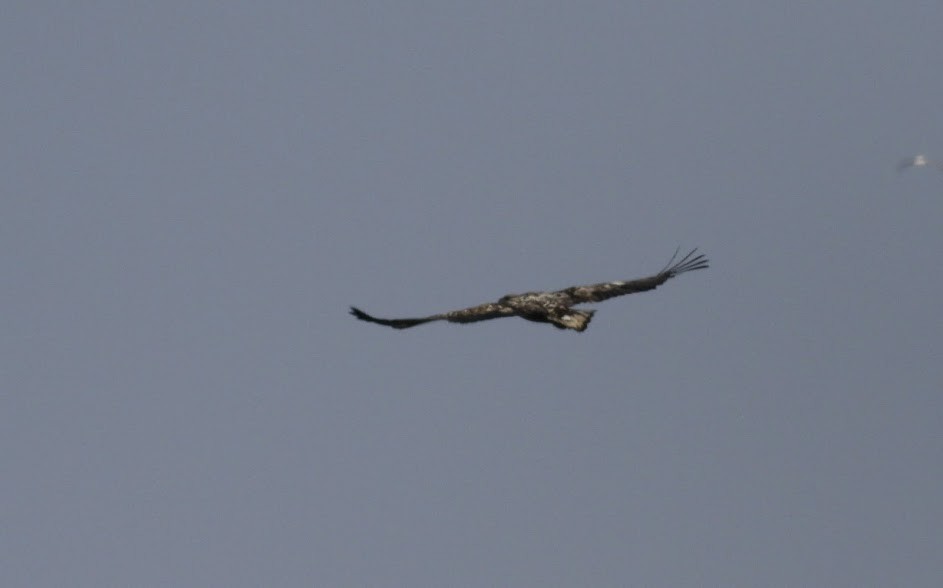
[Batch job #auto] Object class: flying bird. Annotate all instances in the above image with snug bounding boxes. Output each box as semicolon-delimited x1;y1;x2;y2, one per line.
350;248;708;332
897;154;943;173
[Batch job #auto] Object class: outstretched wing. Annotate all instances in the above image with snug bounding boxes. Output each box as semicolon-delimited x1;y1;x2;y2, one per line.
556;248;709;305
350;302;515;329
349;307;441;329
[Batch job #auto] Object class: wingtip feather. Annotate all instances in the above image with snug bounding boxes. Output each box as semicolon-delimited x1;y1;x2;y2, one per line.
665;247;709;277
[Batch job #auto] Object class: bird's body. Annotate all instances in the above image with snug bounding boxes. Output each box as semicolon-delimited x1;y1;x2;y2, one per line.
350;248;708;332
897;154;942;172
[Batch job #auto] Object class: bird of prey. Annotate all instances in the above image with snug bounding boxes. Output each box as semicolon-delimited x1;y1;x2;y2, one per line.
897;154;942;173
350;248;708;332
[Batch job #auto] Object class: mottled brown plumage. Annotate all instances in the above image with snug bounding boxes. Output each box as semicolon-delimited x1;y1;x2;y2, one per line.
350;248;708;332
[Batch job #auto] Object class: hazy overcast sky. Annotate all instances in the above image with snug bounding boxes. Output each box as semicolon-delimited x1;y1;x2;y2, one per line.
4;2;942;586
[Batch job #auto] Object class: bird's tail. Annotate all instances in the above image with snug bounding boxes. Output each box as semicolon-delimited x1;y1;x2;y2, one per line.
553;309;595;332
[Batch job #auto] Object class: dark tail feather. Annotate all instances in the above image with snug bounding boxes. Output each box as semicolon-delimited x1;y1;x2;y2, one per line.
555;309;595;332
349;306;439;329
662;248;709;278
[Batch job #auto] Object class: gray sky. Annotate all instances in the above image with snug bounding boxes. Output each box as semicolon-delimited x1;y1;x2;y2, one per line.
4;2;942;586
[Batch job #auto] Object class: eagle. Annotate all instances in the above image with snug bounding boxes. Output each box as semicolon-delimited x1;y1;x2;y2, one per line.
350;248;708;332
897;154;942;173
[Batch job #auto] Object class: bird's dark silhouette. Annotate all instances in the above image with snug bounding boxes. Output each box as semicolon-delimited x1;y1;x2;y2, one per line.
350;248;708;332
